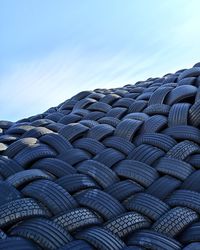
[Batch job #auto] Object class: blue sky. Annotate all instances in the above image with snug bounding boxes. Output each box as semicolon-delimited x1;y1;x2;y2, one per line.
1;0;200;121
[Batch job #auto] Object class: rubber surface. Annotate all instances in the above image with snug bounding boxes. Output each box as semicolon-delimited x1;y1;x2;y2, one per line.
0;62;200;249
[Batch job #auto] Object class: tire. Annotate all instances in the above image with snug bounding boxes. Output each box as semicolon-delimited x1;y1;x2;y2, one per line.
88;102;111;112
152;207;198;237
187;154;200;168
166;140;200;160
31;158;76;178
148;87;173;105
75;189;125;220
183;243;200;250
166;189;200;213
125;193;169;221
104;211;150;238
14;144;56;168
9;218;73;250
87;124;114;140
0;198;50;228
140;115;167;133
93;148;125;168
98;117;120;127
77;160;118;188
73;138;105;155
105;180;143;202
134;133;176;152
58;148;90;165
59;123;89;142
76;226;126;250
0;157;23;178
115;160;159;187
21;127;53;139
178;67;200;81
22;179;77;215
146;175;181;200
58;240;94;250
6;169;52;188
168;103;191;127
189;100;200;127
181;170;200;192
40;133;72;154
144;104;170;115
179;222;200;244
127;144;164;165
0;237;39;250
0;181;21;206
5;137;38;158
102;136;135;155
56;173;99;193
114;119;142;141
165;85;197;105
127;230;182;250
53;207;102;232
163;125;200;144
155;157;193;181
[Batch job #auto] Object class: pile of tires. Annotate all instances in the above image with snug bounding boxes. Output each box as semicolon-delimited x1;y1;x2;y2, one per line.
0;63;200;249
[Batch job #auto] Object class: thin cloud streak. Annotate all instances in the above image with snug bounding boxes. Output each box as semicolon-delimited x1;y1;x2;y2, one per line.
1;0;200;121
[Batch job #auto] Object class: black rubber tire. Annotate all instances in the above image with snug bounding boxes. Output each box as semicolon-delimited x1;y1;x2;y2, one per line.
168;103;190;127
9;218;73;250
0;181;21;205
163;125;200;144
73;138;105;155
104;211;150;238
87;124;114;141
0;198;50;228
102;136;135;155
166;189;200;213
53;207;102;232
58;240;94;250
56;173;99;193
148;86;173;105
127;230;182;250
178;67;200;81
134;133;176;152
181;170;200;192
189;100;200;127
76;226;126;250
140;115;167;133
127;144;164;165
114;119;142;141
125;192;169;221
0;237;39;250
31;158;76;178
77;160;118;188
115;160;159;187
14;144;56;168
179;222;200;244
59;123;89;142
22;179;77;215
6;169;52;188
93;148;125;168
75;189;125;220
105;180;143;202
0;157;23;178
146;176;181;200
152;207;198;237
165;85;197;105
166;140;200;160
40;133;72;154
155;157;193;181
5;137;38;158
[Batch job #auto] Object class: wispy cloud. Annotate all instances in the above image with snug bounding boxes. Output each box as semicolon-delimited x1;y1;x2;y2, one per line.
1;0;200;121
